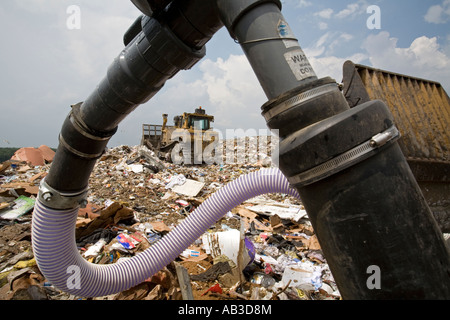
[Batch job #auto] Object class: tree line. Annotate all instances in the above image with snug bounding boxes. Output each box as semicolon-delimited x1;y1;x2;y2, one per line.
0;148;20;162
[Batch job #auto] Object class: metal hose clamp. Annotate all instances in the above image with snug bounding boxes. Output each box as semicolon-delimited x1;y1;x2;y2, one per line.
263;83;340;121
289;126;400;187
38;179;89;210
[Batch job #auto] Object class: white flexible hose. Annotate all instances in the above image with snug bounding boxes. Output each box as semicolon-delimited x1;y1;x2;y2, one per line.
31;168;299;297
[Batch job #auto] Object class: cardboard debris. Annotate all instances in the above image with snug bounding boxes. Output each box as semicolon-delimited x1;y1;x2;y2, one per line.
1;182;39;196
0;161;11;174
10;146;55;166
38;145;56;163
149;221;171;233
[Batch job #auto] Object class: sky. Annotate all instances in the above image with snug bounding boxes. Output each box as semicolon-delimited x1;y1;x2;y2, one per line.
1;0;449;148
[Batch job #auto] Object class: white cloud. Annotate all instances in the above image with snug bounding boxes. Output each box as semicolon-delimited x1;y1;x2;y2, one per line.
308;53;367;82
315;8;334;19
304;32;367;81
425;0;450;24
313;1;370;24
0;1;142;148
198;55;267;130
60;3;140;80
283;0;312;8
64;15;136;78
318;22;328;30
335;0;370;19
297;0;312;8
336;3;360;19
15;0;60;13
362;32;450;91
305;31;355;56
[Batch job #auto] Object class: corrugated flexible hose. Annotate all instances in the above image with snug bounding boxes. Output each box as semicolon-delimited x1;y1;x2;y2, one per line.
31;168;300;297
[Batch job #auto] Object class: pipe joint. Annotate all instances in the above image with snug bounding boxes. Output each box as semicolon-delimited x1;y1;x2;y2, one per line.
141;15;206;72
163;0;224;50
262;78;348;138
38;179;88;210
289;125;400;187
59;103;114;161
276;100;397;179
71;102;118;140
215;0;281;39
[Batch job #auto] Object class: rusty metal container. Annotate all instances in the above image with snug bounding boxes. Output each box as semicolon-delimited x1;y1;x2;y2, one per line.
342;60;450;232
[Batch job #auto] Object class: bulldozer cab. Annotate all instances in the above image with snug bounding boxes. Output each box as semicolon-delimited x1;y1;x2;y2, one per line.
181;107;213;131
187;115;210;130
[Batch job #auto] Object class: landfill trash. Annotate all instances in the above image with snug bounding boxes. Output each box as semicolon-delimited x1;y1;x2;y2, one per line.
116;233;137;250
251;272;276;288
165;174;187;189
83;239;107;258
172;179;205;197
0;196;35;220
201;283;223;296
281;264;323;290
0;141;350;300
202;229;253;267
245;202;307;223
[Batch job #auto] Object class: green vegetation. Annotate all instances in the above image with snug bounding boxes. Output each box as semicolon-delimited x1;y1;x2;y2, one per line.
0;148;20;163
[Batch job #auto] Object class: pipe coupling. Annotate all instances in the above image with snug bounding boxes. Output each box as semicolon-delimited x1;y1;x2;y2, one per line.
289;125;400;187
38;179;88;210
215;0;281;39
271;99;399;186
140;15;206;74
59;103;115;161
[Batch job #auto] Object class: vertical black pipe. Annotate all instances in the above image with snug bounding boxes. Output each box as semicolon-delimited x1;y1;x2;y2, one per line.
216;0;450;299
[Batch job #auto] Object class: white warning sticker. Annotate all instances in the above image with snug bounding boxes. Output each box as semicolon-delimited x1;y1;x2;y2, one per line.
284;49;316;81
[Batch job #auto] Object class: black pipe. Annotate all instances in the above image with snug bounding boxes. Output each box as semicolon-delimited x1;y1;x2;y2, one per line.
265;97;450;299
216;0;450;299
123;15;144;46
164;0;224;50
45;1;223;194
130;0;172;16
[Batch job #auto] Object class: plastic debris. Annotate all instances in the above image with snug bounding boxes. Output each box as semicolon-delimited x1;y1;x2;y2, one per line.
0;195;35;220
201;283;223;296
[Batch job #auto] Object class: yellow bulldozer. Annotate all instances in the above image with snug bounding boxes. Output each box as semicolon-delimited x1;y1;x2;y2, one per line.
141;107;218;164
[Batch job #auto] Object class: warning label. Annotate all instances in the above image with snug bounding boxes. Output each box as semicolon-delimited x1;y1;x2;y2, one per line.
284;49;316;81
